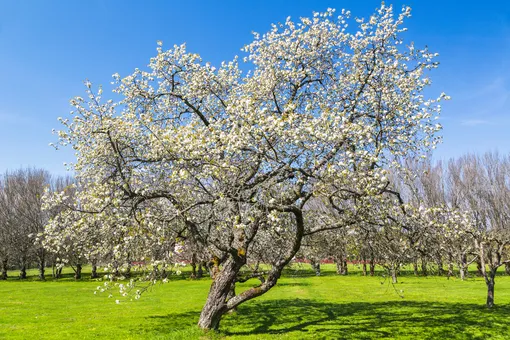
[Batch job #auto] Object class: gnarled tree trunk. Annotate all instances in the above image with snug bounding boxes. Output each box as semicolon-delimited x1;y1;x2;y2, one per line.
197;258;244;330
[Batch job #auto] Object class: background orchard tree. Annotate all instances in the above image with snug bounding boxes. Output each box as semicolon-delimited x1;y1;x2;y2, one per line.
45;4;445;330
0;169;51;280
447;153;510;307
0;178;13;280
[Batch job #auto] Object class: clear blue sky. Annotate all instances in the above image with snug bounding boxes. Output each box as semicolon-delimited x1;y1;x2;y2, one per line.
1;0;509;175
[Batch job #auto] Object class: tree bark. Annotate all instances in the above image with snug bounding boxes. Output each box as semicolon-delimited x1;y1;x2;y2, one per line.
74;263;82;280
55;266;63;279
476;258;483;277
390;267;398;284
198;207;305;331
413;260;419;276
197;258;243;330
342;260;348;275
190;259;197;279
505;263;510;276
436;258;444;276
19;256;27;279
362;259;367;276
311;260;321;276
447;253;454;279
91;262;99;279
486;279;495;308
197;262;204;279
0;258;8;280
369;257;375;276
38;255;45;281
421;258;428;276
459;253;468;280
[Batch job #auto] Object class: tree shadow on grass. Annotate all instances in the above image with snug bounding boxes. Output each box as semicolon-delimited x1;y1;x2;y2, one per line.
144;299;510;339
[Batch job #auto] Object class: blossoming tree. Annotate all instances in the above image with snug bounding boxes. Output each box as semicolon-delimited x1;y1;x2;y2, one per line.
44;4;445;330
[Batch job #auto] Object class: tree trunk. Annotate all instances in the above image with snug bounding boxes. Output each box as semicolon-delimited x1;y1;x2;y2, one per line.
390;267;398;284
436;258;444;276
74;263;82;280
505;263;510;276
55;266;63;279
486;279;495;308
342;260;348;275
459;253;468;280
476;258;483;277
310;260;321;276
125;262;132;278
459;265;466;281
421;258;428;276
0;258;8;280
369;257;375;276
197;262;203;279
447;253;454;279
197;258;243;330
362;259;367;276
38;254;45;281
91;262;99;279
191;261;197;279
413;260;419;276
19;256;27;279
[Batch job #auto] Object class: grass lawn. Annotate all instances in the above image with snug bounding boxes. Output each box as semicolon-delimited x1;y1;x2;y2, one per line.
1;264;510;339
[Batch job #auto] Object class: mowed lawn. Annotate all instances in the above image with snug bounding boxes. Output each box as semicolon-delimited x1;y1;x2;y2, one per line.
1;265;510;339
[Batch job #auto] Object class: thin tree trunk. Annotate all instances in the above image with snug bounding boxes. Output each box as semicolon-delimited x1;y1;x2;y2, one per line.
369;257;375;276
447;253;454;279
55;266;63;279
476;258;483;277
91;261;99;279
19;256;27;279
190;254;197;279
362;258;367;276
74;263;82;280
335;260;341;274
421;258;428;277
310;260;321;276
436;258;444;276
413;260;419;276
505;263;510;276
0;257;7;280
38;253;45;281
486;278;495;308
197;262;203;279
342;260;348;275
125;262;132;278
390;267;398;284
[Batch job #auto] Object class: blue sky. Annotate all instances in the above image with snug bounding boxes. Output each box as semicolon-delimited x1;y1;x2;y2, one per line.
1;0;509;175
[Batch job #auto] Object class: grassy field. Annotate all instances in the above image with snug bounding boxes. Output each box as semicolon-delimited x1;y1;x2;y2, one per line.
1;265;510;339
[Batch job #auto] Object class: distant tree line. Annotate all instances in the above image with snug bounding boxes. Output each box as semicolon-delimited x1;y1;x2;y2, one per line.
300;151;510;307
0;169;74;280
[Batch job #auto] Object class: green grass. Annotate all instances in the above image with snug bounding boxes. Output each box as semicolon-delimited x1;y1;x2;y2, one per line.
1;265;510;339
